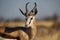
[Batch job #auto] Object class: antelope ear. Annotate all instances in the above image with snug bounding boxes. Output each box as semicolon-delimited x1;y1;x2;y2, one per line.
31;8;38;15
34;2;38;15
34;8;38;15
19;8;26;16
30;2;38;15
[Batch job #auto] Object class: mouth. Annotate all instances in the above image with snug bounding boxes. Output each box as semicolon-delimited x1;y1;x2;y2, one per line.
25;25;31;28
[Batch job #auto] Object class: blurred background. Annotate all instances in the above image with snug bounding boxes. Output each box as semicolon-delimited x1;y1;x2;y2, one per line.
0;0;60;40
0;0;60;21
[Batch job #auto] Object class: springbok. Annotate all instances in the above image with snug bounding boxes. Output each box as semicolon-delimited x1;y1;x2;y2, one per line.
19;2;38;40
0;24;31;40
0;2;38;40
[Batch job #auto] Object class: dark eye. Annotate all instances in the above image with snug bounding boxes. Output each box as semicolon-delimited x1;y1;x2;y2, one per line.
31;18;33;20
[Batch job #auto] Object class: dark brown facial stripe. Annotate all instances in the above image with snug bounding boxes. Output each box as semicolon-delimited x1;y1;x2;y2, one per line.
29;21;31;24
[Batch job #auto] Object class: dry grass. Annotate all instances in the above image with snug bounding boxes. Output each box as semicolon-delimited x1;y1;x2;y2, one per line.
34;21;60;40
0;21;60;40
34;27;60;40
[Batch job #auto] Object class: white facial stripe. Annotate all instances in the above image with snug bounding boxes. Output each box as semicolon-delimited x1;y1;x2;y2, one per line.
27;16;32;24
26;16;34;27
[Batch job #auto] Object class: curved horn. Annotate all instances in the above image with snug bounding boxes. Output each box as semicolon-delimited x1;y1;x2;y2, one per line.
34;2;38;15
30;2;37;13
32;2;37;10
25;2;29;14
19;2;29;16
34;2;37;9
29;2;37;15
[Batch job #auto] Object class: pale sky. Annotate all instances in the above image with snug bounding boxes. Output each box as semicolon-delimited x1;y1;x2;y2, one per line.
0;0;60;20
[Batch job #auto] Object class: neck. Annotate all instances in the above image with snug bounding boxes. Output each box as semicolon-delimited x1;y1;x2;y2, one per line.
30;18;37;28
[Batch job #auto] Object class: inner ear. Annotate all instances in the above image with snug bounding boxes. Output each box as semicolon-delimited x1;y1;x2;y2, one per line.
31;10;33;13
34;8;37;15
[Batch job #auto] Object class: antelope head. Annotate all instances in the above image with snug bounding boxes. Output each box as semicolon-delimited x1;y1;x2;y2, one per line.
19;2;38;27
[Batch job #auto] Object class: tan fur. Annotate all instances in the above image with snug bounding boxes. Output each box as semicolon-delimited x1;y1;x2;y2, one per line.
28;16;37;40
18;30;29;40
0;27;28;40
